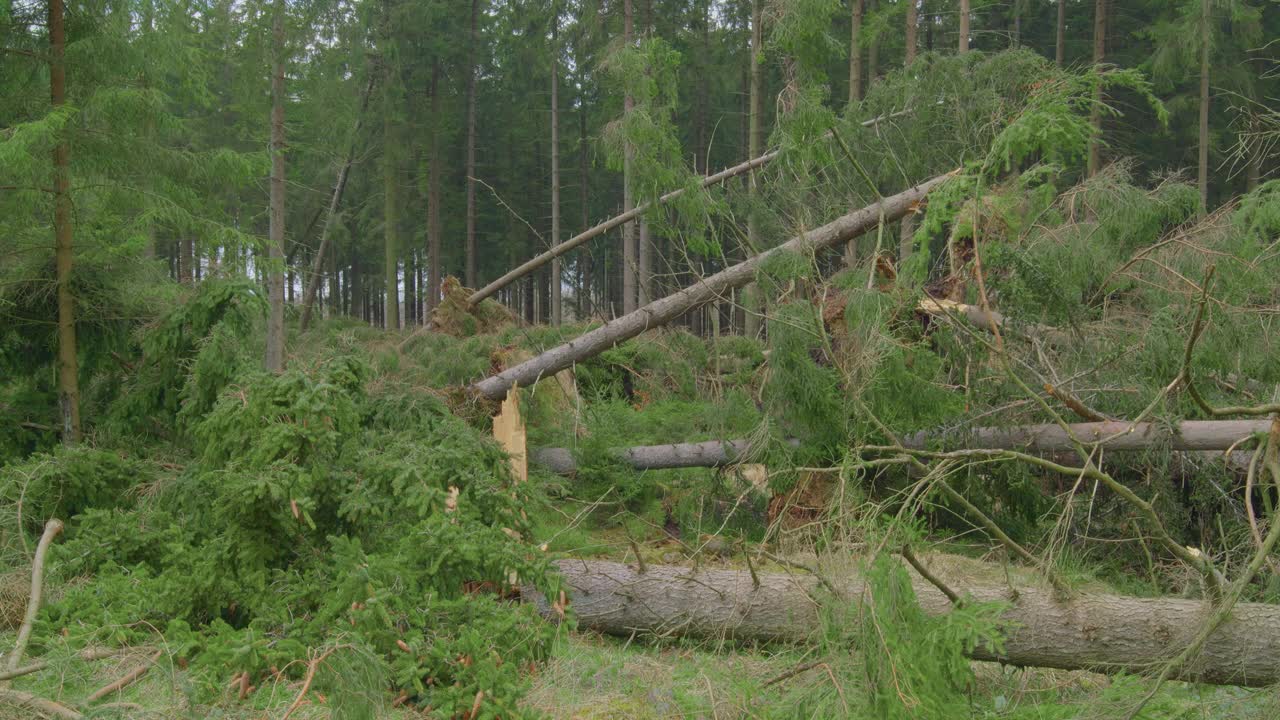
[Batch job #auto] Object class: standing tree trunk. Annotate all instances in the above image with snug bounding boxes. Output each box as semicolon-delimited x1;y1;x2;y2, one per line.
427;59;443;313
867;0;879;87
180;236;194;283
905;0;917;66
1055;0;1066;65
465;0;481;289
1087;0;1106;178
958;0;969;53
264;0;287;372
850;0;863;104
383;93;400;329
621;0;638;315
579;66;592;318
742;0;765;340
1197;0;1211;214
550;12;562;325
50;0;80;443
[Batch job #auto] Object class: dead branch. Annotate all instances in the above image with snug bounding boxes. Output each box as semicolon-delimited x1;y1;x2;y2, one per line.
4;519;64;679
83;650;163;705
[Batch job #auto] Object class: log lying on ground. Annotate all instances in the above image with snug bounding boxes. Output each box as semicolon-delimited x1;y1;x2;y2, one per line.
472;173;954;400
468;108;921;307
531;420;1263;475
901;419;1271;453
532;438;799;475
530;559;1280;687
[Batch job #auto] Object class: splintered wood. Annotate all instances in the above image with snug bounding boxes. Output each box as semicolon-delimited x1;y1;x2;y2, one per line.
493;384;527;483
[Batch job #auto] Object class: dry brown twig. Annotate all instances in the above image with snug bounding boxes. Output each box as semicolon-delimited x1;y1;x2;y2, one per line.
280;647;337;720
84;649;163;705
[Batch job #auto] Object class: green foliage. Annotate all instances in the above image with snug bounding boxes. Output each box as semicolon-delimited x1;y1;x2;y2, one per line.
853;552;1006;720
21;296;561;715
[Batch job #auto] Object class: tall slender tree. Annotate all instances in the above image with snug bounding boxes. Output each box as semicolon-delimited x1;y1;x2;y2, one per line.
465;0;481;289
621;0;637;314
850;0;863;103
1087;0;1106;177
49;0;79;441
742;0;764;340
1056;0;1066;65
905;0;917;66
959;0;970;53
264;0;287;371
427;59;443;313
550;8;563;325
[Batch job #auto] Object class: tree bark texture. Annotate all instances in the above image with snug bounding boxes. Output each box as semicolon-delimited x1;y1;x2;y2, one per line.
743;0;765;340
427;59;443;312
383;91;400;330
264;0;287;372
1056;0;1066;65
551;15;562;325
1197;0;1211;214
905;0;917;67
465;0;481;289
529;559;1280;687
1087;0;1106;177
850;0;863;104
959;0;970;53
50;0;80;443
901;419;1271;454
622;0;637;316
471;174;953;399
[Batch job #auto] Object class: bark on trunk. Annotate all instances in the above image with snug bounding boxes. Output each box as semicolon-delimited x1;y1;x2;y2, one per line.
849;0;863;104
1087;0;1106;178
300;72;374;331
530;559;1280;687
383;88;400;330
472;174;953;399
958;0;970;53
264;0;287;373
530;419;1262;475
465;0;481;289
866;0;879;87
551;16;562;325
427;59;443;313
50;0;80;443
1197;0;1211;214
901;419;1271;454
1056;0;1066;66
905;0;917;67
534;438;800;475
621;0;637;316
743;0;765;340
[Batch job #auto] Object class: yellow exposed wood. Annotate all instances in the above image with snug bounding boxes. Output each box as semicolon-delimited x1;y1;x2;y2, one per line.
493;384;527;483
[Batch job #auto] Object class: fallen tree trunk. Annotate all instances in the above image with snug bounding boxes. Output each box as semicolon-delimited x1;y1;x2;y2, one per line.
530;559;1280;687
467;108;920;307
531;420;1263;475
473;173;954;400
901;419;1271;453
532;438;799;475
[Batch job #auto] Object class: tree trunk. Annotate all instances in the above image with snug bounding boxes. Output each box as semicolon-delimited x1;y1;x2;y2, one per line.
472;174;952;399
850;0;863;104
50;0;80;443
180;236;194;283
958;0;969;53
264;0;287;372
465;0;481;289
383;89;400;330
579;71;591;318
299;74;373;330
905;0;917;66
1055;0;1066;66
531;419;1265;474
1087;0;1106;178
867;0;879;87
428;59;443;313
529;559;1280;687
551;14;562;325
1197;0;1210;215
901;419;1272;454
743;0;765;340
621;0;638;315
